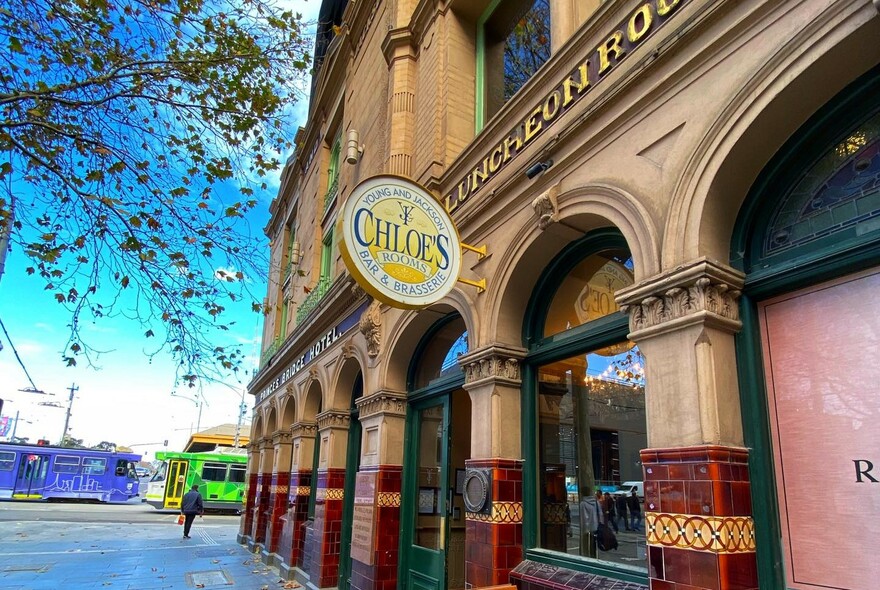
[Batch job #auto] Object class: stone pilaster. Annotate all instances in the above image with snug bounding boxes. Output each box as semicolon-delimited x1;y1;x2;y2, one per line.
616;259;756;590
265;430;293;560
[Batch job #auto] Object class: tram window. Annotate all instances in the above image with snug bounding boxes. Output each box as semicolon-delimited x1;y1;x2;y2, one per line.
201;462;228;482
82;457;106;475
151;462;167;482
229;465;246;483
0;452;14;471
54;455;81;474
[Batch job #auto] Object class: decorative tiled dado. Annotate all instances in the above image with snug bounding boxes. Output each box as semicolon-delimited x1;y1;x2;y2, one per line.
307;468;347;588
350;465;402;590
266;471;291;554
240;472;258;539
251;472;271;544
293;486;310;496
641;445;758;590
465;458;523;588
282;470;311;569
316;487;344;501
645;513;755;553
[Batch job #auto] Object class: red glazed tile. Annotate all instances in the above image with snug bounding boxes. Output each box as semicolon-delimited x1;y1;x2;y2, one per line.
663;546;691;585
644;464;669;481
660;481;686;514
668;463;693;481
731;482;753;516
711;481;733;517
718;552;758;590
687;481;714;516
649;546;665;579
689;549;720;590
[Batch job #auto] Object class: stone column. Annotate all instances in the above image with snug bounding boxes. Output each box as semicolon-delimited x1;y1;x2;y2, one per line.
349;390;407;590
238;440;261;544
382;4;416;177
616;259;758;590
459;345;527;588
279;420;317;576
305;410;351;588
264;429;293;563
250;437;273;547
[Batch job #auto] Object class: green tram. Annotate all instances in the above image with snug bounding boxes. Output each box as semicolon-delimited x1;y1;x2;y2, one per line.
145;448;247;512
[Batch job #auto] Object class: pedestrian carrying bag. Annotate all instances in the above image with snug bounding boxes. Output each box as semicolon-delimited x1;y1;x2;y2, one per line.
177;514;185;525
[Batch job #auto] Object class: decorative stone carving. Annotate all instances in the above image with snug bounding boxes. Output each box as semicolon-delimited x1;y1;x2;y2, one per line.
271;429;292;446
359;300;382;358
290;421;318;439
458;345;527;388
356;390;407;419
531;183;560;230
317;410;351;431
616;259;744;336
350;281;366;300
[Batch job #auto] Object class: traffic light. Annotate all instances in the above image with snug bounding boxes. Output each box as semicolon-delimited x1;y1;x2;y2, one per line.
163;439;168;446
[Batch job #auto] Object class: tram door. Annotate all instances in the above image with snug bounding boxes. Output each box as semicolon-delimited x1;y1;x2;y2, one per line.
164;460;188;509
13;453;50;499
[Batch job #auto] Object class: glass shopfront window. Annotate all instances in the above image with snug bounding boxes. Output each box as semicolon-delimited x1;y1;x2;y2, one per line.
525;232;647;576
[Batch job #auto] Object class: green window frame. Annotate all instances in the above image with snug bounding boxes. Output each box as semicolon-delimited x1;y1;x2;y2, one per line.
520;228;647;584
321;227;334;281
476;0;552;132
324;132;342;212
732;64;880;589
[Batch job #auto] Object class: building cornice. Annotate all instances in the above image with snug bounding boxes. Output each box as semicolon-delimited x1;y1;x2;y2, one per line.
356;390;408;420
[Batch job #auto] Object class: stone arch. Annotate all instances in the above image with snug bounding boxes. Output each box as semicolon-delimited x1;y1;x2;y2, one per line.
381;295;474;394
327;349;366;411
663;2;880;268
489;184;654;346
301;379;323;421
251;413;264;442
280;393;297;431
264;405;278;437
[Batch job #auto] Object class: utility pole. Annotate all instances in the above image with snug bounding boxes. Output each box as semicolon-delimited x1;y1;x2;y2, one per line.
233;387;248;448
59;383;78;445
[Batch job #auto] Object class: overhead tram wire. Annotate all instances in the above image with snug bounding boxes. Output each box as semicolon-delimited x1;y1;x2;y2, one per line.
0;316;40;391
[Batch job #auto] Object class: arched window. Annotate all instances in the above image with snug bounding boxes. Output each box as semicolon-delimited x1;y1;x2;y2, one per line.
409;314;469;391
523;229;647;577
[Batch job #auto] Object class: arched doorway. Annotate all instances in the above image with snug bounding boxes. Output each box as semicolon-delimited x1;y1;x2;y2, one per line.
399;313;471;590
733;65;880;590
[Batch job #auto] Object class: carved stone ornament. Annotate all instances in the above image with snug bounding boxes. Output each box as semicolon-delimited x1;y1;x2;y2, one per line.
271;429;292;446
458;345;527;387
531;183;560;230
350;281;366;300
356;390;407;419
290;421;318;439
359;300;383;358
617;259;744;337
317;410;351;431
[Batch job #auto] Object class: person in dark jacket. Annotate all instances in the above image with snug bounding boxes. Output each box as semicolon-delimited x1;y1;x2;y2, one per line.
180;484;204;539
615;492;630;531
627;489;642;531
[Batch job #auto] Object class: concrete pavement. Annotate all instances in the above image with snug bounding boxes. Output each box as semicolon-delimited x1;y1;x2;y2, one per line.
0;513;296;590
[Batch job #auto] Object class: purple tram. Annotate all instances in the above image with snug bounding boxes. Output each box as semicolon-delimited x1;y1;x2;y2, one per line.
0;442;141;503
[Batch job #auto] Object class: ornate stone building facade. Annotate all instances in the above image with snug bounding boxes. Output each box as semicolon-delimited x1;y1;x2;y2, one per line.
240;1;880;590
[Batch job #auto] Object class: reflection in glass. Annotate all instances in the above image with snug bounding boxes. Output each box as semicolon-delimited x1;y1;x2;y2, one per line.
412;316;467;389
538;343;646;567
544;250;634;337
413;404;445;550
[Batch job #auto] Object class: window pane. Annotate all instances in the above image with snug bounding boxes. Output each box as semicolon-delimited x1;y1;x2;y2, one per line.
0;451;14;471
503;0;551;102
82;457;106;475
537;343;647;567
54;455;80;474
412;317;468;389
201;462;228;482
544;250;633;337
413;404;445;550
229;465;247;483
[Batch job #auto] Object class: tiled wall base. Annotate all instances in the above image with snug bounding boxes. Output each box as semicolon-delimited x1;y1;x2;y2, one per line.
464;458;523;588
510;560;647;590
349;465;402;590
307;468;346;588
281;470;311;569
250;472;271;544
641;446;758;590
266;471;291;554
239;472;258;541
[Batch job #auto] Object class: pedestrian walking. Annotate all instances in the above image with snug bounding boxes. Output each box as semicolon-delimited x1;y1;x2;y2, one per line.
628;489;642;531
615;492;630;531
180;484;204;539
603;492;618;533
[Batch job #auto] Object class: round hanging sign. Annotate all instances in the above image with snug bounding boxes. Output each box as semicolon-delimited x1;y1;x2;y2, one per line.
338;175;462;309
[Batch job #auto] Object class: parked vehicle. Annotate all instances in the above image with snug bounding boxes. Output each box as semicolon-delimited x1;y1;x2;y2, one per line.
614;481;644;500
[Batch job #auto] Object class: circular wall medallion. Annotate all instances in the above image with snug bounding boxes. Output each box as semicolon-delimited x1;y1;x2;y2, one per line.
462;470;490;513
338;175;462;309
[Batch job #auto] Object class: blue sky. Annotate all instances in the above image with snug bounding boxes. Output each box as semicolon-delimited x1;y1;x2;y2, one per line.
0;0;320;461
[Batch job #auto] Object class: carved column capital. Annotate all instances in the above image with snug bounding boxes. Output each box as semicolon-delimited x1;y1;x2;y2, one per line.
290;420;318;439
616;258;744;338
257;437;273;450
271;429;292;446
458;344;528;388
356;389;408;420
316;409;351;432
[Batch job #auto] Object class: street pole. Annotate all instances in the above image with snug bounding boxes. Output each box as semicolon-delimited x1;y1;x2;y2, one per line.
233;386;247;448
196;401;202;434
10;409;19;440
59;383;78;445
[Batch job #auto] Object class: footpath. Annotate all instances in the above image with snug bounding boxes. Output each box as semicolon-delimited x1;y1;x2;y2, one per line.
0;517;299;590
